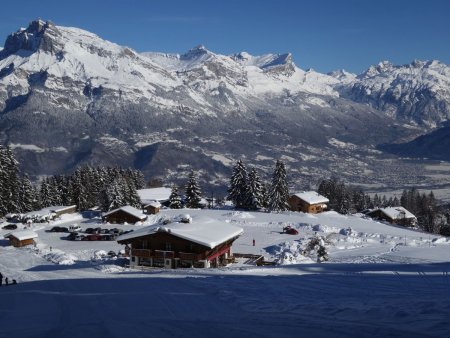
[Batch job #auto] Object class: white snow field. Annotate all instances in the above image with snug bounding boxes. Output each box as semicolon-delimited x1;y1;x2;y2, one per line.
1;209;450;337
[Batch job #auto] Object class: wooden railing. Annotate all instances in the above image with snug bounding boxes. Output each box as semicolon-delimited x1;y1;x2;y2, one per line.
131;249;152;257
154;250;175;259
179;252;199;261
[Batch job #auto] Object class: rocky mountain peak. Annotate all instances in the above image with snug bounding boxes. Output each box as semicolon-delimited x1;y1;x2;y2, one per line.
180;44;211;60
1;19;62;58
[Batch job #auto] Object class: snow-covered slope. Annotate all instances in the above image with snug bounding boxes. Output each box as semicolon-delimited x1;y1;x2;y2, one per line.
1;209;450;337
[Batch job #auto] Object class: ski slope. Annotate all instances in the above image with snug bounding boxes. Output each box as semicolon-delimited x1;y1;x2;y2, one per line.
1;209;450;337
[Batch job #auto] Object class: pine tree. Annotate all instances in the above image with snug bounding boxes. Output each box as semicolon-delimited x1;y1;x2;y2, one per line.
169;185;182;209
1;146;21;213
247;167;264;210
40;178;53;208
227;160;250;209
185;170;202;208
18;174;36;212
268;160;289;211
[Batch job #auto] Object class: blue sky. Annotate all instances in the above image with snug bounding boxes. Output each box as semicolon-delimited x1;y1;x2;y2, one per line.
0;0;449;73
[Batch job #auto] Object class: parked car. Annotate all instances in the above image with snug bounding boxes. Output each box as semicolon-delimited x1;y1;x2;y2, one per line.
283;225;299;235
110;228;123;235
107;250;117;257
49;226;69;233
74;234;85;241
85;228;95;234
2;224;17;230
66;232;78;241
85;234;102;241
102;234;116;241
69;225;82;233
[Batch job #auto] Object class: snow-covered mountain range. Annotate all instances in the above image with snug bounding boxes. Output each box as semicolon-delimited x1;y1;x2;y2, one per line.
1;20;449;189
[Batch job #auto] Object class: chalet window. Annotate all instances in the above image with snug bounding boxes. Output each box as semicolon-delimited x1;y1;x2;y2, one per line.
142;240;148;249
165;242;172;251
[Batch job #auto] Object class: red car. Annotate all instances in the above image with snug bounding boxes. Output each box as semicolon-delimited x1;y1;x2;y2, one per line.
283;226;299;235
85;234;102;241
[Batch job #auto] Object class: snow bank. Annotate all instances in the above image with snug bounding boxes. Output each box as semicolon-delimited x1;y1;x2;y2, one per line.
42;251;77;265
272;241;315;265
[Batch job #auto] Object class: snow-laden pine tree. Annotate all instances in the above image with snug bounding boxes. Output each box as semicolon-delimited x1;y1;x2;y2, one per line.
169;185;182;209
185;170;202;208
40;178;54;208
247;167;264;210
0;146;21;214
227;160;250;209
19;174;37;213
268;160;290;212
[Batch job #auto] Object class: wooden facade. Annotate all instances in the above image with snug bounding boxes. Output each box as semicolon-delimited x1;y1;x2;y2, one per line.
6;236;35;248
143;204;160;215
288;195;327;214
119;231;238;269
102;209;147;224
367;209;416;227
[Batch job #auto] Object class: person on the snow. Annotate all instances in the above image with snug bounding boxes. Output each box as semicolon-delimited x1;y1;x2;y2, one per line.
0;272;3;286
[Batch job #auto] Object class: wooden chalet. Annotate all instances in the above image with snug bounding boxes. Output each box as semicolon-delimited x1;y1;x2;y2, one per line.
137;187;171;207
4;230;38;247
143;201;161;215
288;191;329;214
102;206;147;224
367;207;417;226
117;216;243;269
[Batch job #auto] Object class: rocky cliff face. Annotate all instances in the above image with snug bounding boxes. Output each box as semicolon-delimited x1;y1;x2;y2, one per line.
0;20;449;191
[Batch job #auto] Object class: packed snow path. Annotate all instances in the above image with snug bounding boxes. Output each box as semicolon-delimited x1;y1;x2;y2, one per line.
0;263;449;338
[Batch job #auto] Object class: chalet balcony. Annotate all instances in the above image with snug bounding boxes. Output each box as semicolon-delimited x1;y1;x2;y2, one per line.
131;249;152;257
179;252;200;261
130;249;200;260
154;250;175;259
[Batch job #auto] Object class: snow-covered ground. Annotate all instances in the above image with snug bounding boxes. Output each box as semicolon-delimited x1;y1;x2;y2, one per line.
1;209;450;337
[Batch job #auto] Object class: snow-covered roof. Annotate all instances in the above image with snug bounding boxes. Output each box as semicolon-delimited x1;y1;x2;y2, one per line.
117;216;243;249
144;201;161;208
293;191;329;205
4;230;38;241
137;188;171;203
103;206;147;220
50;205;77;213
380;207;416;220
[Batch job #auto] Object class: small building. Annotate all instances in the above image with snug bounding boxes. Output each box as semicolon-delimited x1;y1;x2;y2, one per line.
143;201;161;215
367;207;417;226
137;187;171;207
4;230;38;247
50;205;77;217
288;191;329;214
102;206;147;224
117;216;243;269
